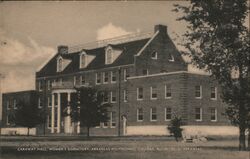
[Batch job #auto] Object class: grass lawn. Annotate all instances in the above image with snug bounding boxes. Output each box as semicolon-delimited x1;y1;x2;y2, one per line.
0;138;249;159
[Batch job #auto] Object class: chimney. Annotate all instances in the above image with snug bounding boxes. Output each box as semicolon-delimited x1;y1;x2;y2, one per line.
58;45;68;54
154;24;167;34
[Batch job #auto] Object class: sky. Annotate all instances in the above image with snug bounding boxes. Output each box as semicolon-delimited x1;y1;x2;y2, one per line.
0;1;207;94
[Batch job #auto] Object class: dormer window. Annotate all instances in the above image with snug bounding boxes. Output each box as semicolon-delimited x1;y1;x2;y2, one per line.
57;57;63;72
106;48;113;64
151;51;158;59
80;53;86;68
168;54;175;62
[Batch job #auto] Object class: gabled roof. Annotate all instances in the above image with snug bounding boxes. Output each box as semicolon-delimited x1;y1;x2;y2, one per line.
36;38;150;78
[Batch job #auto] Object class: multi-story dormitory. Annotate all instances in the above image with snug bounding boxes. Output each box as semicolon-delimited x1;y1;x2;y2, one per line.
2;25;238;136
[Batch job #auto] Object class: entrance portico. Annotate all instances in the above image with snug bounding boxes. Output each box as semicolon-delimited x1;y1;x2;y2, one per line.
51;88;76;134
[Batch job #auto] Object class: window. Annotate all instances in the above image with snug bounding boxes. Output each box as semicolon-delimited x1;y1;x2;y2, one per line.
124;68;130;81
7;101;10;110
38;98;43;109
195;108;202;121
80;53;86;68
101;92;109;103
57;57;63;72
13;99;17;109
111;91;116;103
165;84;172;98
6;114;11;125
106;48;112;64
195;85;202;98
81;75;86;85
111;71;117;83
47;80;51;90
95;73;101;84
73;76;76;86
137;108;143;121
142;69;148;75
124;90;128;102
151;51;158;59
103;72;109;84
47;115;51;128
59;78;63;85
150;108;157;121
48;97;52;107
38;81;42;91
210;108;217;122
165;108;172;121
103;112;109;128
168;54;174;62
110;112;116;128
211;86;217;100
150;86;157;99
137;87;143;100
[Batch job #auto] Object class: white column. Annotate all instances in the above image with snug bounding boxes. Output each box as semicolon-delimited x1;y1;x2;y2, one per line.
65;92;71;133
51;93;55;133
57;93;61;133
123;116;127;136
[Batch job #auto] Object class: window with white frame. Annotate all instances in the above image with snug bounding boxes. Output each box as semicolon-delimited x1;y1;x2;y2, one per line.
211;86;217;100
111;91;116;103
168;54;175;62
81;75;86;85
150;108;157;121
103;112;109;128
111;71;117;83
210;108;217;121
124;68;130;81
95;73;101;84
101;92;109;103
165;84;172;98
124;90;128;102
195;85;202;98
80;53;87;68
165;108;172;120
195;107;202;121
137;108;143;121
151;51;158;59
106;48;113;64
110;112;116;128
57;57;63;72
103;72;109;84
137;87;143;100
13;99;17;109
150;86;157;99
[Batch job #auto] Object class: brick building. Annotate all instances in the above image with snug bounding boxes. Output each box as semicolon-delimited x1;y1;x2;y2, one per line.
3;24;236;136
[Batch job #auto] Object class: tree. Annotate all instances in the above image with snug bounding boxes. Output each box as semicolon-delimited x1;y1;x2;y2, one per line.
173;0;250;150
14;99;45;136
71;87;111;137
168;116;183;142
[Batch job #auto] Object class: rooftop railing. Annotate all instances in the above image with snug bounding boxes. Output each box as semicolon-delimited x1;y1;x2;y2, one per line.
68;31;153;53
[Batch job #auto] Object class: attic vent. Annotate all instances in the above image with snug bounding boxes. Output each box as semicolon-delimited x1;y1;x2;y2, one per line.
57;57;63;72
151;51;158;59
168;54;175;62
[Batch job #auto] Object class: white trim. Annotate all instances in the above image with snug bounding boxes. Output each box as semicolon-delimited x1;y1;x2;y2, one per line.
48;97;52;107
168;54;175;62
150;108;157;122
210;86;217;100
150;86;157;100
105;46;113;65
47;80;51;90
6;101;10;110
195;107;202;122
165;84;172;99
38;81;42;91
165;107;172;121
110;112;116;128
136;87;143;101
73;76;76;86
123;69;127;81
80;75;86;85
57;56;63;72
135;31;159;56
137;108;143;122
79;52;87;69
151;51;158;60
